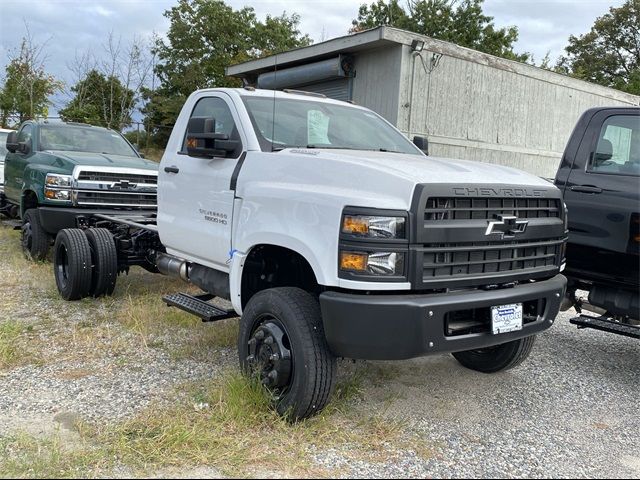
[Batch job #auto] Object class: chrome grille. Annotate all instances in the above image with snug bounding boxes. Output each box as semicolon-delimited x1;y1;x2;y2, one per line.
77;171;157;185
72;166;158;208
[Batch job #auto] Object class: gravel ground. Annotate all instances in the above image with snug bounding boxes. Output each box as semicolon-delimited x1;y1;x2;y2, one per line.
317;310;640;478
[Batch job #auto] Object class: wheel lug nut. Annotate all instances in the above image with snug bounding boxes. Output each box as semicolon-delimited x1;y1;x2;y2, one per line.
264;336;274;345
268;370;278;380
246;355;255;362
269;353;279;362
254;330;265;340
248;338;256;346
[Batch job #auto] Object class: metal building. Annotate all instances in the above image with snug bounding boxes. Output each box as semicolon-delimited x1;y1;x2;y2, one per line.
227;26;639;178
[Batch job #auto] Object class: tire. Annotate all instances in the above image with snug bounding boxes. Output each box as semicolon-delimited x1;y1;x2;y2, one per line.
452;335;536;373
21;209;51;261
53;229;93;301
85;228;118;297
238;287;337;421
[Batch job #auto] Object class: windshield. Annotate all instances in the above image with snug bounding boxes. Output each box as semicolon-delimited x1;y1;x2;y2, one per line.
39;125;138;157
0;132;8;158
241;96;421;155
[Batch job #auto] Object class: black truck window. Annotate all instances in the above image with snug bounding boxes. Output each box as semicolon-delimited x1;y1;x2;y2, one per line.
589;115;640;176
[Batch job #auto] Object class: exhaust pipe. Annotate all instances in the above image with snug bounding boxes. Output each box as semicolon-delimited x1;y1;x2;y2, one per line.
155;252;189;281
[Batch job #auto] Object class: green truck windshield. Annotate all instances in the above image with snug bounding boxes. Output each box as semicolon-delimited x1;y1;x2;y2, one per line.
241;96;421;155
39;125;137;157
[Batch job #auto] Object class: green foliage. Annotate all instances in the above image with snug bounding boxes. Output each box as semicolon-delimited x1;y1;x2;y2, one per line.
142;0;311;147
351;0;530;62
0;38;62;128
59;70;135;129
557;0;639;95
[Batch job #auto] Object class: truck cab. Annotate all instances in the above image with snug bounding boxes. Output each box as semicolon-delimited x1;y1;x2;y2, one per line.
51;88;568;420
1;121;158;260
555;106;640;336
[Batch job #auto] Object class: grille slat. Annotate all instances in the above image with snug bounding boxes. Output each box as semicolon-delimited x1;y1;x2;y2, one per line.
77;171;157;184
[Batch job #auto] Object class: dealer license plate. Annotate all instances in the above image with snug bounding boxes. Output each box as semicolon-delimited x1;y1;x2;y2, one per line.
491;303;523;334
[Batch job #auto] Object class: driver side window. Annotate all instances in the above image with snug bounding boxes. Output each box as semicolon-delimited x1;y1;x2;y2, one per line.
18;124;33;144
589;115;639;176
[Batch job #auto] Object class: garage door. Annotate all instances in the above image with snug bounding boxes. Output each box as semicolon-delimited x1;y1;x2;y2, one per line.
291;78;352;102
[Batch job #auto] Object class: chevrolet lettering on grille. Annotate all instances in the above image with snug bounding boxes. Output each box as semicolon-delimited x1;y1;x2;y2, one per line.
485;215;528;239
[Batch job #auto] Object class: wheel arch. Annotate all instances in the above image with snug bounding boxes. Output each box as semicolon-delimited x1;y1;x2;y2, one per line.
237;243;321;310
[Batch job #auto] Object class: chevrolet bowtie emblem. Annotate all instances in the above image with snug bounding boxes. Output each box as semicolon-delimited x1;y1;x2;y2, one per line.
485;215;528;239
111;180;137;190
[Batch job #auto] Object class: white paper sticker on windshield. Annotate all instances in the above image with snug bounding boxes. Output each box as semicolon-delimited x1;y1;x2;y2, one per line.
307;110;330;145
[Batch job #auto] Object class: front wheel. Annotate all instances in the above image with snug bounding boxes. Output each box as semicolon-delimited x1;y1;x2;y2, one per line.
452;335;536;373
238;287;337;421
21;209;51;261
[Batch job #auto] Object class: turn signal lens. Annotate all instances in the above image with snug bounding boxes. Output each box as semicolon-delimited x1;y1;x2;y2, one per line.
340;252;368;271
342;216;369;235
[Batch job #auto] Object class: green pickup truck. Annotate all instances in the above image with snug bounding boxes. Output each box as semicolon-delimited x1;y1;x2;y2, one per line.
1;121;158;260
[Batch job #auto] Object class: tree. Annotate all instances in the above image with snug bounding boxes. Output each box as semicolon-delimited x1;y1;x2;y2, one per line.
59;70;135;129
351;0;530;62
0;27;61;127
557;0;639;95
143;0;311;146
60;33;152;130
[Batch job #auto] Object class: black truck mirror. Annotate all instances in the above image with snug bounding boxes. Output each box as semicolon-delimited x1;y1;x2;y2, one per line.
6;131;19;153
186;116;238;158
413;135;429;155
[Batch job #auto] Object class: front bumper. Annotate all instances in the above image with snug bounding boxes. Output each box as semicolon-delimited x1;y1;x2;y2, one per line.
319;274;567;360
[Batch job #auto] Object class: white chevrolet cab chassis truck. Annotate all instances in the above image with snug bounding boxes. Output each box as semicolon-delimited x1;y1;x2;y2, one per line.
52;88;568;420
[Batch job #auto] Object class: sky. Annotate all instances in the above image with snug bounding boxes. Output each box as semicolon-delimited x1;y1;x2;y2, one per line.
0;0;624;113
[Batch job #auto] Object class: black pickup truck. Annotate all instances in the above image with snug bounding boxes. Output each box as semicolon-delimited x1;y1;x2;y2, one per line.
555;106;640;338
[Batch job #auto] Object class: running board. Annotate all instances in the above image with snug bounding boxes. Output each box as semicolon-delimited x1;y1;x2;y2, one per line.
570;314;640;339
162;292;236;322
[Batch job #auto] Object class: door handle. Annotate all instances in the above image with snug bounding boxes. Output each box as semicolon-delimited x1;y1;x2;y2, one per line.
570;185;602;194
164;166;179;174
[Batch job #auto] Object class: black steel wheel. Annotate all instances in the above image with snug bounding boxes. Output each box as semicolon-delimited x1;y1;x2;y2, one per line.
238;287;336;421
85;228;118;297
21;209;51;261
452;335;537;373
53;229;92;301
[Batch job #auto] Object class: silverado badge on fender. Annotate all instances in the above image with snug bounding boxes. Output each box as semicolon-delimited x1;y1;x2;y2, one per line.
485;215;528;239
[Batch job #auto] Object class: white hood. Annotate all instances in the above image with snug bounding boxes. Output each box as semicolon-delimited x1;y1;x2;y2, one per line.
279;148;552;187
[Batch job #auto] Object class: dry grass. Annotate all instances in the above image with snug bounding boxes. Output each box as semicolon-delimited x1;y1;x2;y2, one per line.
0;223;434;477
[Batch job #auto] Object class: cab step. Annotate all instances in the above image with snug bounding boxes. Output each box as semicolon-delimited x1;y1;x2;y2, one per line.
570;314;640;339
162;292;236;322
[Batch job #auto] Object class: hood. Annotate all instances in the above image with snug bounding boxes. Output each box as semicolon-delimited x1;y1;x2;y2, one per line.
46;150;159;171
279;149;552;188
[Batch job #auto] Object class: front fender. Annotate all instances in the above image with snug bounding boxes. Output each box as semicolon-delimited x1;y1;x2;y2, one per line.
22;164;73;208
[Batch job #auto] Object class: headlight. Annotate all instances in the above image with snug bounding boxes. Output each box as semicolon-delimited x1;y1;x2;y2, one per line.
340;251;405;276
45;173;73;187
342;215;406;239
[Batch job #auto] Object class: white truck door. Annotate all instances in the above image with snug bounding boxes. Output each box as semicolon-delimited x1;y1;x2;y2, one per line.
158;93;244;270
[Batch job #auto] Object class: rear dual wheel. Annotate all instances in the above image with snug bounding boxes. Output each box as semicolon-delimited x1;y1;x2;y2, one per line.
54;228;118;300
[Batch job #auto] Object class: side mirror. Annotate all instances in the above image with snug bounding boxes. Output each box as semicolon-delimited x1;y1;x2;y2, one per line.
186;116;239;158
413;136;429;155
6;131;19;153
